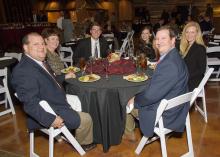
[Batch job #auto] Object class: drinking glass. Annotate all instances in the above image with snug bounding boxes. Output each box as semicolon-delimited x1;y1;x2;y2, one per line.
105;60;109;80
79;58;86;76
139;53;147;74
89;56;95;74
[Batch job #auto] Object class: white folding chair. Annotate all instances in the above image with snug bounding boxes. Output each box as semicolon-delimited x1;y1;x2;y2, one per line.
119;30;134;56
4;52;22;61
208;41;219;46
102;33;114;39
206;47;220;81
29;100;85;157
119;38;128;53
194;68;214;123
126;30;134;55
202;31;210;36
214;34;220;40
214;39;220;43
0;68;15;116
59;46;73;68
135;88;200;157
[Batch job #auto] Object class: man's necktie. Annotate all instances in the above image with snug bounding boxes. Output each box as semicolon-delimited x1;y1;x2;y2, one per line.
94;42;98;58
42;61;64;90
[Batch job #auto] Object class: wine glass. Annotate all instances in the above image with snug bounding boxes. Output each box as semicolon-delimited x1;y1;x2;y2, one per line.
105;59;109;80
89;56;95;74
79;58;86;76
135;54;140;75
139;53;147;74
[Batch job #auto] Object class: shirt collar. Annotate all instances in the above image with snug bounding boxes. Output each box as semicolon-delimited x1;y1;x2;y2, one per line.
159;47;175;61
91;37;99;44
25;54;44;66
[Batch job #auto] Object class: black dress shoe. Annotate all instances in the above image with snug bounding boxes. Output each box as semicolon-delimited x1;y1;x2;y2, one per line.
82;143;96;152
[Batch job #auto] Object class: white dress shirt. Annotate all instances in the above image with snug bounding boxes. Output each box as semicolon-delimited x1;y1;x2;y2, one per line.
57;17;64;29
91;38;100;58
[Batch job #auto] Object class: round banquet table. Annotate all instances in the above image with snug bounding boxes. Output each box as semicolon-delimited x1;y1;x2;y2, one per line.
65;72;152;152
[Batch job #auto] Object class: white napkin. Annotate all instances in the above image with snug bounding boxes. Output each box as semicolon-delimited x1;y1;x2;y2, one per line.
126;103;134;113
147;61;157;65
0;56;13;61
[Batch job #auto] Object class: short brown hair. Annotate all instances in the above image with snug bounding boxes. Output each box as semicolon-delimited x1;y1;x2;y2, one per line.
22;32;41;45
41;28;59;39
157;25;176;39
89;22;102;31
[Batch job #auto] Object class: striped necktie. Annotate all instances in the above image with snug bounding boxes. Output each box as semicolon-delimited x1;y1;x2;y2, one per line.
94;42;98;58
42;61;64;90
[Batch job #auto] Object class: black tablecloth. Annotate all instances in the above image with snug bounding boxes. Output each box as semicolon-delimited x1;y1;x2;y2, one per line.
66;74;150;152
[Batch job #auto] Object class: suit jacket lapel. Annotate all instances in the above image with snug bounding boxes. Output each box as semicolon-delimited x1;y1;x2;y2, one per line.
99;39;104;57
88;38;92;57
23;55;56;83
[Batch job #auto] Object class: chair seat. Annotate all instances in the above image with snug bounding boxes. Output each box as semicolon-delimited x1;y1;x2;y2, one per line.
207;58;220;65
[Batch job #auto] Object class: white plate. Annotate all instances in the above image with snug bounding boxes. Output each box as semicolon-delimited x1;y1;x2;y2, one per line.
78;74;101;82
123;74;148;82
61;66;80;73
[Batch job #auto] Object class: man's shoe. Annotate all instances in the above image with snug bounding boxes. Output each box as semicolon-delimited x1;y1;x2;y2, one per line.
81;143;96;152
122;132;136;142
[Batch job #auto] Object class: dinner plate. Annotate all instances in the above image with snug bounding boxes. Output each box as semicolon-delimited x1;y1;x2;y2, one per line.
123;74;148;82
61;66;80;73
149;64;156;70
78;74;101;82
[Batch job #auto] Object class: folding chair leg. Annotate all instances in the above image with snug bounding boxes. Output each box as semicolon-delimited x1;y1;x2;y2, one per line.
159;133;167;157
202;93;208;123
49;128;54;157
181;114;194;157
61;126;86;156
216;68;220;78
195;90;208;123
135;136;149;155
30;132;39;157
6;89;15;115
4;93;8;108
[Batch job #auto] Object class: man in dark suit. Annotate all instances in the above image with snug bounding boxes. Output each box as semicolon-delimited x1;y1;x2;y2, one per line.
125;26;189;138
11;32;96;151
75;22;109;61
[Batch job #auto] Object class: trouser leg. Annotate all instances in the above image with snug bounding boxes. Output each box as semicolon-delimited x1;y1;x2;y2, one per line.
75;112;93;145
125;109;139;134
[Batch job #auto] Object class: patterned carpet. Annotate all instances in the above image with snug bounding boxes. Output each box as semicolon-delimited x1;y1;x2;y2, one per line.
0;150;23;157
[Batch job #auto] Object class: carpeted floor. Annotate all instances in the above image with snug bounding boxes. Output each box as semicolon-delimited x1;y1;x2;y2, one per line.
0;150;23;157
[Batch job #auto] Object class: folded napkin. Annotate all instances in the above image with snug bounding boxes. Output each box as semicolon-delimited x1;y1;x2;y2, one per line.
126;103;134;113
0;56;13;61
108;59;136;75
86;58;136;75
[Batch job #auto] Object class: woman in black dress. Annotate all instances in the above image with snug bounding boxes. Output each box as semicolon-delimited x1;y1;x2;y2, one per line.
136;26;156;60
180;21;207;91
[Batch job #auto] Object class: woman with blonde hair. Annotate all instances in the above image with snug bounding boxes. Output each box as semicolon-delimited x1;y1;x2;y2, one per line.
180;21;207;91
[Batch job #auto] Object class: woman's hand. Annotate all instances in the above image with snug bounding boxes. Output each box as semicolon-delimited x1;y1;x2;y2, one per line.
65;72;76;79
127;97;135;106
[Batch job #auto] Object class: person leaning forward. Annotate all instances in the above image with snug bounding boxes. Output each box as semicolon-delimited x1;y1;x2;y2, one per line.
125;26;189;138
11;32;96;151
